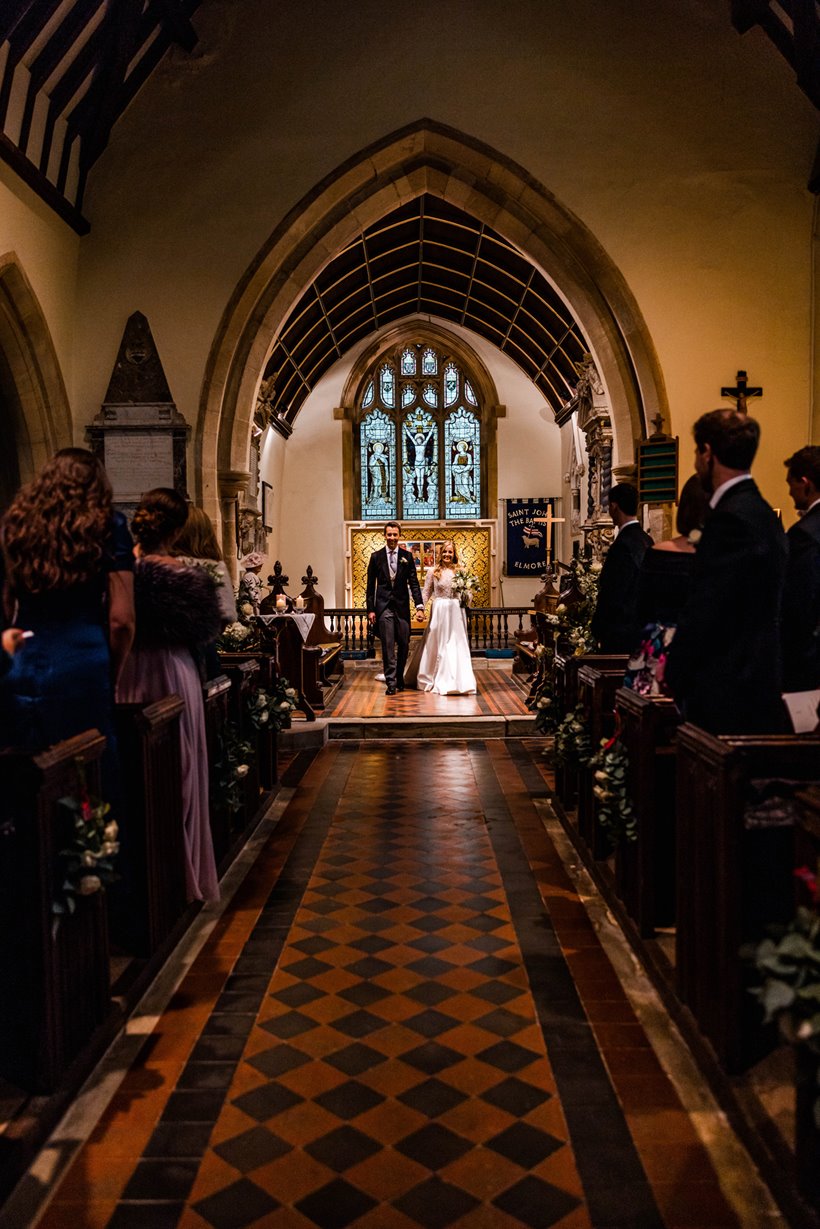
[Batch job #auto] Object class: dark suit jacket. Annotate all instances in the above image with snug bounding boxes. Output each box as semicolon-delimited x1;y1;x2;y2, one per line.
665;479;788;734
590;522;653;653
781;502;820;691
366;547;423;623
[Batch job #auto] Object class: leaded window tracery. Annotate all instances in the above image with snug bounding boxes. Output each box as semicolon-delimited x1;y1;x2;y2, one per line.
356;342;485;521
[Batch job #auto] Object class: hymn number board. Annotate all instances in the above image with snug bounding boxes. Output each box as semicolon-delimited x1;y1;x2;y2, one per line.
636;426;678;505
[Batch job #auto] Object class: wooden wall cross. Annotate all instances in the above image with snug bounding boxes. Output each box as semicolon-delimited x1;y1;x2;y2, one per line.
533;505;565;566
720;370;762;413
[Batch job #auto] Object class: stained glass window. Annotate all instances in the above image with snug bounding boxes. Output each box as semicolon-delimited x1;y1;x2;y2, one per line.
402;408;438;520
356;342;484;521
379;363;395;407
360;409;396;519
444;363;458;406
444;408;481;519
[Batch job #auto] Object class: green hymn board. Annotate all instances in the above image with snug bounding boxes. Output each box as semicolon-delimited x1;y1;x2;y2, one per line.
636;432;678;505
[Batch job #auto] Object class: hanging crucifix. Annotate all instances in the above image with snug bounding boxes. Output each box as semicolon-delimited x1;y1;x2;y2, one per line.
533;505;565;568
720;370;762;413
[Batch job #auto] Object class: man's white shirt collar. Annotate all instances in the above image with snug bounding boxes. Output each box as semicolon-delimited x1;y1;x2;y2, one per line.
800;496;820;517
709;473;752;509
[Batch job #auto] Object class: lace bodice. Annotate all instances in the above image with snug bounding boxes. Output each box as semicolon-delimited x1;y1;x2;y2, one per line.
422;567;458;602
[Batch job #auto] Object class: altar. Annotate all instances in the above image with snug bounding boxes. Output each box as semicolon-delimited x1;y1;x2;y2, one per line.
345;521;496;609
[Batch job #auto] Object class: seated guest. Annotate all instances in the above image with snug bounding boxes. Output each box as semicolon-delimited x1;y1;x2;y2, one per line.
117;488;222;903
0;448;135;753
665;410;787;734
590;482;653;652
781;445;820;692
625;475;709;696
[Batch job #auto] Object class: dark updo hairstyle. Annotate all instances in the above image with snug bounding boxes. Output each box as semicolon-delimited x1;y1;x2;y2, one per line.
131;488;189;554
675;474;710;537
1;447;112;598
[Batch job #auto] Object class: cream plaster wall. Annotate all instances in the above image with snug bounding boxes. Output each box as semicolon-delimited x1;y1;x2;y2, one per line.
260;320;561;608
0;162;80;400
0;0;815;526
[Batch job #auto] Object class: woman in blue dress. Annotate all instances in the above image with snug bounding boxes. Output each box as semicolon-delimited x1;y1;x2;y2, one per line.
0;448;135;752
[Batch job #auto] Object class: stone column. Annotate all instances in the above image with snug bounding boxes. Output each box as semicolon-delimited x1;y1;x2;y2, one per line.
572;356;614;560
219;469;250;585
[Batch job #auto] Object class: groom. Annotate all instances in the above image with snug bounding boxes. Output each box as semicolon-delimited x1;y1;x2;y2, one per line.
367;521;424;695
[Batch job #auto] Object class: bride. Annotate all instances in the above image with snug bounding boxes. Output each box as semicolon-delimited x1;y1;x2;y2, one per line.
416;540;477;695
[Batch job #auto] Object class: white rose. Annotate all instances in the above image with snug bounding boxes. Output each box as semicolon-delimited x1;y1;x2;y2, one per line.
279;701;291;709
590;561;603;573
101;841;119;856
82;852;97;867
259;711;269;723
285;688;297;698
104;821;119;841
79;875;102;896
234;764;249;779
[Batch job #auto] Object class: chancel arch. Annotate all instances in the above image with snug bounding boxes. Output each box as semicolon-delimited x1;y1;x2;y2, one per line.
199;119;667;557
0;253;72;505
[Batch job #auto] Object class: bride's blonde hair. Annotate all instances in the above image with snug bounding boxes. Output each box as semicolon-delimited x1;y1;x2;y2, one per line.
434;539;458;578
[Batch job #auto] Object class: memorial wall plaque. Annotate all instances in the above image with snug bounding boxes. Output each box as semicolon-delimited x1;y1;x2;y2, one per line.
86;312;189;507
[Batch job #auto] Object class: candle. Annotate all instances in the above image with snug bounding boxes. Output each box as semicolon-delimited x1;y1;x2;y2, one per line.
275;595;286;611
295;595;305;611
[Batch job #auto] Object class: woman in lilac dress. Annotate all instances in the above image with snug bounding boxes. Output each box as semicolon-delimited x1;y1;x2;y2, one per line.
117;488;222;903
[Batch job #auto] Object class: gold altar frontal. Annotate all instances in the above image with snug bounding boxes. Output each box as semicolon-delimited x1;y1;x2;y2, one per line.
346;521;496;608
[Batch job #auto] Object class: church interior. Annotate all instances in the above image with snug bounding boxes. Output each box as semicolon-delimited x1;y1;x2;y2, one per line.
1;1;819;1226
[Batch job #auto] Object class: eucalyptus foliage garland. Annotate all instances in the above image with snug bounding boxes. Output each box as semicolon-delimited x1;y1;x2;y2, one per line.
751;885;820;1128
552;704;593;770
590;737;637;846
54;760;119;915
212;720;255;815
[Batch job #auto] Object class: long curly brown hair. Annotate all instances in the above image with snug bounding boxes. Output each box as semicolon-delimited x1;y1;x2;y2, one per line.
1;448;112;598
131;488;189;554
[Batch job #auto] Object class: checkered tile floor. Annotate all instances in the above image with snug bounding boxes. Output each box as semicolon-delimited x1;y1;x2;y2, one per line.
38;741;741;1229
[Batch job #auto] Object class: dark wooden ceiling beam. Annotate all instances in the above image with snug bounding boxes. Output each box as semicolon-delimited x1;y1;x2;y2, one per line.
0;0;36;47
151;0;197;51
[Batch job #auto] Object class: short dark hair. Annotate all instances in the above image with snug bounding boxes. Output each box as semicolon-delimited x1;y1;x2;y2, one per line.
676;474;709;536
607;483;639;516
784;445;820;490
384;520;401;533
693;410;760;470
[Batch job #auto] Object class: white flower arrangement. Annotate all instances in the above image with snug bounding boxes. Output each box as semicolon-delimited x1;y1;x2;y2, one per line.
452;568;481;607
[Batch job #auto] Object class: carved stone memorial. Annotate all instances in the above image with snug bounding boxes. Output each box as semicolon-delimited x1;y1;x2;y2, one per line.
87;312;189;512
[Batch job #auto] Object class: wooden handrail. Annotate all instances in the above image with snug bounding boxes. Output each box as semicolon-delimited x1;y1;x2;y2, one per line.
325;606;531;652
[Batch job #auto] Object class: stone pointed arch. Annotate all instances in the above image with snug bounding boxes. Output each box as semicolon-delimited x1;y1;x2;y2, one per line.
0;252;72;488
199;118;667;542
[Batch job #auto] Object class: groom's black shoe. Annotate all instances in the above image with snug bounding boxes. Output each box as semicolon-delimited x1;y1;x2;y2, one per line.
386;685;397;696
396;680;405;691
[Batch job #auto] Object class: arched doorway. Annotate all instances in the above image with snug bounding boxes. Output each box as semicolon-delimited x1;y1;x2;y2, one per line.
0;253;72;506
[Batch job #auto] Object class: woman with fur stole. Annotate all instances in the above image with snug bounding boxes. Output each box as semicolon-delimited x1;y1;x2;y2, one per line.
117;488;221;903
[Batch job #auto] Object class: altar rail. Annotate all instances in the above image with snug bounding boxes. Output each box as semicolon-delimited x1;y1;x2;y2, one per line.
325;606;531;654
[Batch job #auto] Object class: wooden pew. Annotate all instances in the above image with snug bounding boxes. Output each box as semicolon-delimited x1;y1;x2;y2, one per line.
256;615;316;721
793;785;820;1208
202;674;233;867
0;731;111;1093
218;658;264;840
292;567;344;711
575;659;629;857
553;652;628;809
113;696;186;958
613;688;680;937
216;651;278;789
675;725;820;1073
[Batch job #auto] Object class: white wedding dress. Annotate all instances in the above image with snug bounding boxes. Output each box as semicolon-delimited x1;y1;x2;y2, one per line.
417;567;477;695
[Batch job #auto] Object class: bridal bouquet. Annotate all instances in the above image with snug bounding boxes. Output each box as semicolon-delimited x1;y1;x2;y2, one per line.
452;568;481;608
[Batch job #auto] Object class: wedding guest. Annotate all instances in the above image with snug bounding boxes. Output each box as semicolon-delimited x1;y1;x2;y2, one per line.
590;482;653;652
624;475;709;696
173;505;237;677
238;551;266;616
117;488;221;902
665;410;787;733
0;448;134;752
781;445;820;692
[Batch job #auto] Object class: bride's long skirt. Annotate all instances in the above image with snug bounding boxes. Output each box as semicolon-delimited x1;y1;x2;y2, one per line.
417;598;477;695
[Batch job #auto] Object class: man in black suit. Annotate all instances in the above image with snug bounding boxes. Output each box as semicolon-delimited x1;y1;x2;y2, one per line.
665;410;787;734
590;482;653;653
367;521;424;695
781;445;820;692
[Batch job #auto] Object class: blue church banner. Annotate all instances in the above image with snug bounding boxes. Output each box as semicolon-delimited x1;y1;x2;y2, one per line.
504;498;556;576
